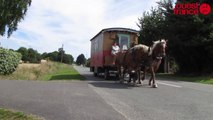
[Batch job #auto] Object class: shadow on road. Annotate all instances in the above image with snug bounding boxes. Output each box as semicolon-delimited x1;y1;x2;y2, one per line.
74;66;158;89
49;74;85;81
89;80;133;89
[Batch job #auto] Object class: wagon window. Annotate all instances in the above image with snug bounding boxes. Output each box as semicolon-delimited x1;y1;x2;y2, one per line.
118;34;130;50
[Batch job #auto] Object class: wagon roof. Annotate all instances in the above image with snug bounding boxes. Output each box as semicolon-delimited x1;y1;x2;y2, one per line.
90;27;139;41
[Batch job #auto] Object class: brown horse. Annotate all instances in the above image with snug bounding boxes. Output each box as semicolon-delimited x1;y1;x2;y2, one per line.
122;44;151;84
122;39;167;87
141;39;167;88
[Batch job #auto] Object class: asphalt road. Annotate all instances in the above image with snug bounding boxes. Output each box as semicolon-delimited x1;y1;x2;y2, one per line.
0;80;124;120
0;66;213;120
74;66;213;120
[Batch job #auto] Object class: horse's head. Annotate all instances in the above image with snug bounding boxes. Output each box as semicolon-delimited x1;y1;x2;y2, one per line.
151;39;167;58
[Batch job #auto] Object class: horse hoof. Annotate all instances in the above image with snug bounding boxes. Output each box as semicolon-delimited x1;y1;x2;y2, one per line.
148;83;151;86
152;84;158;88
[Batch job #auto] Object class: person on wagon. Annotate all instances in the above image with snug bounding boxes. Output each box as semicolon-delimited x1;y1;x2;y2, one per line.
111;42;120;65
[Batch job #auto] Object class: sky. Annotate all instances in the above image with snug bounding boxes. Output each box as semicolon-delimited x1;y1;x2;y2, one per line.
1;0;159;60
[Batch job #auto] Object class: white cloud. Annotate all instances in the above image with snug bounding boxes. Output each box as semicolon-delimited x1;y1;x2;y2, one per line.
1;0;159;60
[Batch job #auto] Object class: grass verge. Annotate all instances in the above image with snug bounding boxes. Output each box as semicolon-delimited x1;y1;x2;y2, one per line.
156;73;213;84
0;62;85;81
40;63;85;81
0;108;44;120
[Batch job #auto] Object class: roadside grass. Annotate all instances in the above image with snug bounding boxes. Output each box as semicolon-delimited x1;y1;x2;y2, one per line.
156;73;213;84
40;63;85;81
0;108;44;120
0;62;85;81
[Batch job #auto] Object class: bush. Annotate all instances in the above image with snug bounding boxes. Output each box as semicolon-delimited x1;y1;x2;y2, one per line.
0;48;22;75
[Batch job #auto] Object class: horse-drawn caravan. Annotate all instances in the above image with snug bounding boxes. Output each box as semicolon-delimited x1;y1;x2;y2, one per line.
90;27;167;88
90;27;139;79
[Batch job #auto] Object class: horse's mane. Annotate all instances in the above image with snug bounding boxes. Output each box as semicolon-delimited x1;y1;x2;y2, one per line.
152;39;166;50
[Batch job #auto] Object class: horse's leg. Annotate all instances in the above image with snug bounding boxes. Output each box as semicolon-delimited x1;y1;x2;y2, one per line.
148;66;153;86
128;70;132;83
132;72;138;86
120;65;122;79
140;70;143;85
142;67;146;81
120;67;125;83
128;73;131;83
137;68;142;84
122;67;128;83
117;65;121;80
150;66;158;88
148;75;152;86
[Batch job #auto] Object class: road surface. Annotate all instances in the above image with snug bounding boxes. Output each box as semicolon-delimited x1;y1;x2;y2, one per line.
0;65;213;120
75;66;213;120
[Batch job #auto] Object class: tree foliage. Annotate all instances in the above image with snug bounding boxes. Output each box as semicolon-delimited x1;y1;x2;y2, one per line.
17;47;41;63
42;51;59;62
85;58;90;67
41;50;74;64
138;0;213;74
0;0;32;37
16;47;28;61
17;47;74;64
138;7;165;46
27;48;41;63
76;54;86;65
63;54;74;64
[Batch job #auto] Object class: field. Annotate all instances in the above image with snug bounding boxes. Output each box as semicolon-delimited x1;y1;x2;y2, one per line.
0;62;85;81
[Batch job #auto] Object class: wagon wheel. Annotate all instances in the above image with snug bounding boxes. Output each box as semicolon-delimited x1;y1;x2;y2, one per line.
123;73;129;81
94;72;98;77
116;73;120;80
104;69;110;80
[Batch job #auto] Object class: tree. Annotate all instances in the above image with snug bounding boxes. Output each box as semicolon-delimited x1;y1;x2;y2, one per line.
137;7;165;46
41;51;59;61
48;51;59;61
85;58;91;67
76;54;86;65
17;47;28;61
27;48;41;63
158;0;213;74
138;0;213;74
16;47;41;63
41;51;74;64
63;54;74;64
0;0;32;37
41;52;48;59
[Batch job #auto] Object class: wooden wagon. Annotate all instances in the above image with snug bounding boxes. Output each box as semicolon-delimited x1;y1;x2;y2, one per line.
90;27;139;79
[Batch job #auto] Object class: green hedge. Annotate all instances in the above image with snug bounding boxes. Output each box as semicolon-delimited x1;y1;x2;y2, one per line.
0;48;22;75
